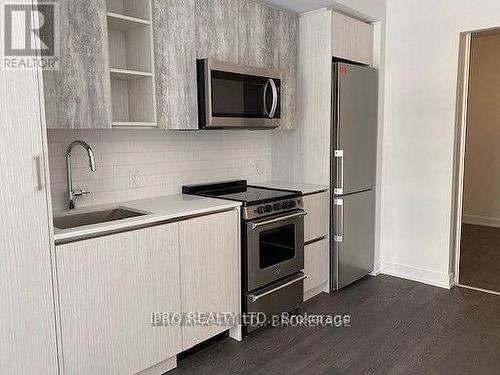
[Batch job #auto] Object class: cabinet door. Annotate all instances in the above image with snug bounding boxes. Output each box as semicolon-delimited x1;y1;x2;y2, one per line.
43;0;112;129
153;0;198;129
179;210;239;350
194;0;239;63
56;223;182;375
304;238;329;294
331;12;373;66
238;1;275;68
0;6;58;373
273;9;298;129
303;191;329;243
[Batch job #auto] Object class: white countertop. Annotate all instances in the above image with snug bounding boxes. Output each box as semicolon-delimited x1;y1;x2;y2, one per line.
257;181;329;195
53;194;241;244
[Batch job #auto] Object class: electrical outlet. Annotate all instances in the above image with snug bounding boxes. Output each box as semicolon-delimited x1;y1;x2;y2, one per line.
129;170;141;189
254;161;266;176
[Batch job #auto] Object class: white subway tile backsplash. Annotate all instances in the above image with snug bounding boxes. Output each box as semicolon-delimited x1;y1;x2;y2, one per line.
48;129;272;211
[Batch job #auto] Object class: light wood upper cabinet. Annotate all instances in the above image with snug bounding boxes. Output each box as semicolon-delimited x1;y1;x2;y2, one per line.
238;1;275;68
273;9;298;129
43;0;113;129
331;12;373;66
179;210;240;350
56;223;182;375
153;0;198;129
194;0;239;62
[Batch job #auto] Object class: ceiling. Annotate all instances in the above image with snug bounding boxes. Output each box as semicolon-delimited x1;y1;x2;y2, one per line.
259;0;339;13
259;0;385;22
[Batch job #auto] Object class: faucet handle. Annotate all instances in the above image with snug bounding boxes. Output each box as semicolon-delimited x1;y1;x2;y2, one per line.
73;190;91;197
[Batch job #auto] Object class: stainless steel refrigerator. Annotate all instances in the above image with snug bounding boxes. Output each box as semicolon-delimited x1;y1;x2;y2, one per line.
331;61;378;290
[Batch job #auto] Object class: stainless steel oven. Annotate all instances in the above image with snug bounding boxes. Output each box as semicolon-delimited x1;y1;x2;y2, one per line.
244;210;305;291
197;58;282;129
243;210;306;333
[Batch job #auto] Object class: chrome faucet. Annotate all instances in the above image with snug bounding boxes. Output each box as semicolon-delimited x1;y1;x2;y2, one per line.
66;141;96;210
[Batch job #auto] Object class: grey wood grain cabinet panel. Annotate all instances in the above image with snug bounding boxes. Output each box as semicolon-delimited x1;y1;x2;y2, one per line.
273;9;298;129
153;0;198;129
43;0;113;129
179;210;240;350
238;1;275;68
56;223;182;374
194;0;239;62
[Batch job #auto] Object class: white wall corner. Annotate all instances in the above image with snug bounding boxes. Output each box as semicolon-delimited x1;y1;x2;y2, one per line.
380;261;453;289
370;261;381;276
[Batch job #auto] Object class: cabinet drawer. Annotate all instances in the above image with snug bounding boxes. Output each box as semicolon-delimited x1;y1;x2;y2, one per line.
303;191;329;242
304;238;329;293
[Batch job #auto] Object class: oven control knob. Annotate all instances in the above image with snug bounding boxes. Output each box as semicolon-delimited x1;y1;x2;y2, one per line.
257;206;266;214
282;201;289;209
265;204;273;212
290;201;296;208
273;203;281;210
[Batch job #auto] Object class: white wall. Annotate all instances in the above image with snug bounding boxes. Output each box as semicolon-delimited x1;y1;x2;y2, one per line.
48;130;271;211
462;31;500;228
381;0;500;287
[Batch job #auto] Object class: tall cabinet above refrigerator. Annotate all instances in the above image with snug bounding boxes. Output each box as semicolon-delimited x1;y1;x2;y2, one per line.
331;62;378;290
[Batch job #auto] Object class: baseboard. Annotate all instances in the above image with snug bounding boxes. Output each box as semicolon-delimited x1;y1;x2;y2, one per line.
304;282;329;301
380;261;452;289
462;214;500;228
370;261;381;276
138;356;176;375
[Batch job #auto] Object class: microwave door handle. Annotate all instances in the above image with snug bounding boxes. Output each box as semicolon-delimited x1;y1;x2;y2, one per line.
268;79;278;118
263;80;271;116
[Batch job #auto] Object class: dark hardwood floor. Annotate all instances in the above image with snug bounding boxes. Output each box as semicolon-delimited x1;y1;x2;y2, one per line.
170;275;500;375
460;224;500;292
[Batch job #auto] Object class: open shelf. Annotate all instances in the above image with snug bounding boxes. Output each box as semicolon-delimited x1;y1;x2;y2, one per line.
107;12;150;31
110;68;152;80
106;0;151;21
107;0;156;127
111;76;155;124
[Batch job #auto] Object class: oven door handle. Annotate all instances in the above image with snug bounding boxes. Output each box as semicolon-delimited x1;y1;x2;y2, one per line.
249;275;307;302
250;211;307;230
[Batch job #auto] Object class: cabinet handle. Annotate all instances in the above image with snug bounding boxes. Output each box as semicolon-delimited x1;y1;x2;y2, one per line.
33;156;42;191
334;198;343;242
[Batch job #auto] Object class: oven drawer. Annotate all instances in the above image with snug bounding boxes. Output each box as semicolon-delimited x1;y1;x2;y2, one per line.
245;272;305;334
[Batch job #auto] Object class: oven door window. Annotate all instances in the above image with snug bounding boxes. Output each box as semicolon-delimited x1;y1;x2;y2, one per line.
211;70;279;118
259;224;296;269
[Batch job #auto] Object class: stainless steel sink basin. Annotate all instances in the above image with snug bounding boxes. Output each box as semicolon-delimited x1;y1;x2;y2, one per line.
53;208;147;230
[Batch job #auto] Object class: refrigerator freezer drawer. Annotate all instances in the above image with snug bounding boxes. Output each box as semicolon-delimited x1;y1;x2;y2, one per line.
332;190;375;289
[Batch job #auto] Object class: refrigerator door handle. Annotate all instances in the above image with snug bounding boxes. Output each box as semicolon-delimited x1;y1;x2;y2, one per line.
334;150;344;195
334;198;344;242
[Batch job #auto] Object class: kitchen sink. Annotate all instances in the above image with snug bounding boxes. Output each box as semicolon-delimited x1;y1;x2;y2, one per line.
53;208;147;230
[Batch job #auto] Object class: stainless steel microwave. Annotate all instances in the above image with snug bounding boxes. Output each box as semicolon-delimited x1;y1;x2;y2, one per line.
197;59;282;129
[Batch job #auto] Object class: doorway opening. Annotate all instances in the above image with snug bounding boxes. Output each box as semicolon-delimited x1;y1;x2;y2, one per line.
452;28;500;295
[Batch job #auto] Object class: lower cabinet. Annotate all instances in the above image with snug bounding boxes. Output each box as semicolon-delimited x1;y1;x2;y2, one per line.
55;209;240;374
56;223;182;375
179;210;240;350
304;238;329;297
